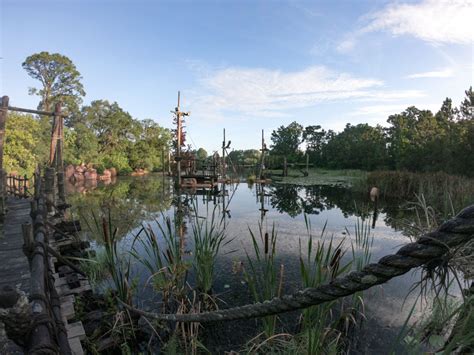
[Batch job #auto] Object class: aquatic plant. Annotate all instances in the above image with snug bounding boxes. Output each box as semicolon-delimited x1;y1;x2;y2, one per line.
81;209;135;305
244;223;283;339
365;170;474;217
191;206;230;294
130;214;189;308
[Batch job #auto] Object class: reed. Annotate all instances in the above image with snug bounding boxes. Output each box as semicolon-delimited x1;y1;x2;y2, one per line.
297;216;351;354
244;223;282;339
365;170;474;217
130;215;189;308
81;209;134;305
191;206;230;294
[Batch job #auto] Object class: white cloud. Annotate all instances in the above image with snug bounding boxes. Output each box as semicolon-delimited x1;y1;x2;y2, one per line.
189;65;424;120
406;68;454;79
337;0;473;51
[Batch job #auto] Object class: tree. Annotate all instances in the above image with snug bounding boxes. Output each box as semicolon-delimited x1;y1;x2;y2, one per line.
459;86;474;120
4;113;42;175
322;123;387;170
22;52;85;118
303;125;326;166
196;148;208;161
270;121;304;162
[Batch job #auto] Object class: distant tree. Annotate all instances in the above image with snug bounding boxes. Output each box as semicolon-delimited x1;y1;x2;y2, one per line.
196;148;208;161
22;52;85;118
303;125;326;166
322;123;387;170
270;121;304;162
459;86;474;120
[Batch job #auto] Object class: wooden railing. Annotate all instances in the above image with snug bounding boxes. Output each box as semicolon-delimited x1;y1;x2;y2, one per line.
6;174;30;199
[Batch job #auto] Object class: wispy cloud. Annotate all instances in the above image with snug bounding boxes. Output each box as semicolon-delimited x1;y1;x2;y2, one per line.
406;68;454;79
189;65;424;120
337;0;473;52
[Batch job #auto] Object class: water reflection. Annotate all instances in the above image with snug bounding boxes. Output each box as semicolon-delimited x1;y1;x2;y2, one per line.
66;175;422;245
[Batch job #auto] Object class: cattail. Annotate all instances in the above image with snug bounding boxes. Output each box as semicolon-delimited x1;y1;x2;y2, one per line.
102;217;110;246
264;232;269;255
277;264;284;297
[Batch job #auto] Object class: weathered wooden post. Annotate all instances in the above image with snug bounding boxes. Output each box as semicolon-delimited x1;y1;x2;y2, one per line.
44;167;56;212
0;96;9;218
283;157;288;177
172;91;190;187
305;154;309;176
51;103;66;205
22;222;34;258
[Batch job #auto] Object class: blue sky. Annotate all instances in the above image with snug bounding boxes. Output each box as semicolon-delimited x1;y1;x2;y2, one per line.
1;0;472;152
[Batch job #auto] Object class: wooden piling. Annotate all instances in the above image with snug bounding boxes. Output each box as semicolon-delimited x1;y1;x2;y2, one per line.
0;96;9;218
22;222;34;258
44;167;56;212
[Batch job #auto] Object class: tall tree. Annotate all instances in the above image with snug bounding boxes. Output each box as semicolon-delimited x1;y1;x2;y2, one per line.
22;52;85;117
270;121;304;162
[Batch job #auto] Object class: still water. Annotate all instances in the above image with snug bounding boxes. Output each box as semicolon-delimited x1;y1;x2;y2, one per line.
66;175;459;353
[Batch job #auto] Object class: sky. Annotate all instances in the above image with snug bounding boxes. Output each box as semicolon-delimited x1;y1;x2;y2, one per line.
1;0;473;152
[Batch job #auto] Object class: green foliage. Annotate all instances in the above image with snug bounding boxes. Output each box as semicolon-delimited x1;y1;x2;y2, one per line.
192;206;228;294
268;87;473;177
22;51;85;115
12;53;173;174
270;121;304;162
323;123;388;170
195;147;208;161
244;224;282;338
4;113;41;175
227;149;261;166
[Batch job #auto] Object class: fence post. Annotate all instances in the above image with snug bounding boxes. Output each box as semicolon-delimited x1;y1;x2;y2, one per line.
44;167;56;212
0;96;9;218
54;103;66;205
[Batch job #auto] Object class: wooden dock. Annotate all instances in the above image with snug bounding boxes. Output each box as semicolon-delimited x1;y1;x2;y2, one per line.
0;198;31;292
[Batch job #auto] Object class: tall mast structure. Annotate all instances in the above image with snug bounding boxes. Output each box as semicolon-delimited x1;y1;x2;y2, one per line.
172;91;190;186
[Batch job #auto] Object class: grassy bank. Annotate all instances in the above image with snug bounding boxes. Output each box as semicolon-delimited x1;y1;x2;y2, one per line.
269;168;367;188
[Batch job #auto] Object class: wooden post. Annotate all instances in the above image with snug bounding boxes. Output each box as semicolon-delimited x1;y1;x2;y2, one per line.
23;174;28;198
258;130;266;180
28;198;56;353
306;154;309;176
22;222;34;258
0;96;8;218
54;103;66;205
222;128;226;178
167;150;171;176
176;92;182;186
44;167;56;212
283;157;288;177
172;91;190;187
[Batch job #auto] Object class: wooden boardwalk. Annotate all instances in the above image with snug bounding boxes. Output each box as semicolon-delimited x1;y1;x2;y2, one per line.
0;198;31;292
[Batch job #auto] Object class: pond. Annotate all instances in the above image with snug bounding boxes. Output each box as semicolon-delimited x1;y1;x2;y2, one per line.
65;174;463;353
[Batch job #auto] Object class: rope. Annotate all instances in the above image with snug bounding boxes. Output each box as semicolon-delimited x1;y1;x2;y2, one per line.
120;205;474;323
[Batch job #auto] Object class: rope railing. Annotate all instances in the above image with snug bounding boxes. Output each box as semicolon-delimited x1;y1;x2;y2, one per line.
121;204;474;323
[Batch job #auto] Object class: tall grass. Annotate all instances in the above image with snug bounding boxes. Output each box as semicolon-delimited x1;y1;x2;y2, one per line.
130;215;189;308
365;171;474;217
192;206;230;294
81;209;134;305
244;223;283;339
297;216;351;354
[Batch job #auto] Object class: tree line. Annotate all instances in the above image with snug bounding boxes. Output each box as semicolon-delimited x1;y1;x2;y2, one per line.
5;52;473;178
5;52;172;175
267;88;474;177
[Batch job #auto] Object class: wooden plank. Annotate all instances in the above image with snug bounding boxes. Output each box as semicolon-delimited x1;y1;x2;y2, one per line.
61;301;75;321
66;321;86;340
0;199;31;293
68;337;84;355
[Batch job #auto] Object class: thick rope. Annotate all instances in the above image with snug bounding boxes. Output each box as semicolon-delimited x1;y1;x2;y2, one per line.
121;205;474;323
